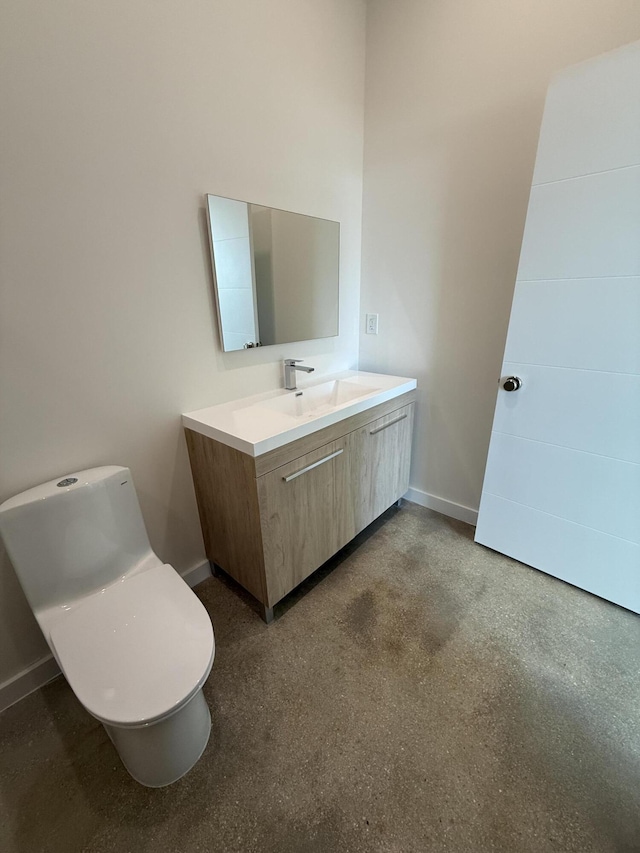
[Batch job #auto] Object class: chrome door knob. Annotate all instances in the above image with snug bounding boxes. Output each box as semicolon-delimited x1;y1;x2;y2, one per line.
502;376;522;392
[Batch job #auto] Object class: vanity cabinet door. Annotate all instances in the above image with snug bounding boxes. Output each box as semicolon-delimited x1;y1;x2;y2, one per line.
353;403;415;532
257;436;357;605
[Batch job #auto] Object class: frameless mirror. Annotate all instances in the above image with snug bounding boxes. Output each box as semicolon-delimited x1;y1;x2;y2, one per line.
206;194;340;351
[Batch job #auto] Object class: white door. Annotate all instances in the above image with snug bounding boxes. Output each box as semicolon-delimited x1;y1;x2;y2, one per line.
475;41;640;613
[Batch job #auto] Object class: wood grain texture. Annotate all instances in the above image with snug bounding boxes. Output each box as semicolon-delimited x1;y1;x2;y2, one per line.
184;428;267;603
256;403;414;605
254;390;416;476
257;435;356;605
185;394;415;615
354;403;415;530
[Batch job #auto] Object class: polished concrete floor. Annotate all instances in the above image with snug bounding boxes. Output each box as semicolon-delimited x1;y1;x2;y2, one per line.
1;503;639;853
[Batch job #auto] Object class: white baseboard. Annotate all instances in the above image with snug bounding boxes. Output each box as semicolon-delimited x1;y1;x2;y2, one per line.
404;487;478;526
0;655;61;714
0;560;213;714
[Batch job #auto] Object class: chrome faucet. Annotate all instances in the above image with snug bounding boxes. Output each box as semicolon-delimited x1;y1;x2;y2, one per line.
284;359;315;390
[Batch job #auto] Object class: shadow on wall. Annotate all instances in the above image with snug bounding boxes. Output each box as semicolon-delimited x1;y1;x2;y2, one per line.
421;94;544;509
0;550;49;687
136;422;207;572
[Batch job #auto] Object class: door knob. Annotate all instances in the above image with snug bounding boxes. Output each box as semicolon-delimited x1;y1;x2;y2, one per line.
502;376;522;392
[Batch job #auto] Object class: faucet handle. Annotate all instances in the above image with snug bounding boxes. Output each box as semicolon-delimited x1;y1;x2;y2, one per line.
284;358;303;366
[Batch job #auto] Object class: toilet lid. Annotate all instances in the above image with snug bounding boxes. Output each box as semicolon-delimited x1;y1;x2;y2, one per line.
49;564;215;727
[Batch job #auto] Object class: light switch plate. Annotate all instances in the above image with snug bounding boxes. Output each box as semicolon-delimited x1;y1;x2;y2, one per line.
366;313;379;335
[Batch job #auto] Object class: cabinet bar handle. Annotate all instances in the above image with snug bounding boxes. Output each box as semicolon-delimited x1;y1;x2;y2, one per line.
370;413;407;435
283;449;344;482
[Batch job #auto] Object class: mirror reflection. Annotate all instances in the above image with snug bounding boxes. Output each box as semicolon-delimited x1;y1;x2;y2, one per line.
206;194;340;351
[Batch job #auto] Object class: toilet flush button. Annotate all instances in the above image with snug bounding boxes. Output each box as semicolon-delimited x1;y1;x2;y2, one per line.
57;478;78;487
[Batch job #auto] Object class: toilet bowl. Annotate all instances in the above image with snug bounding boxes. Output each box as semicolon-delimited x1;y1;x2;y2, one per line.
0;466;215;787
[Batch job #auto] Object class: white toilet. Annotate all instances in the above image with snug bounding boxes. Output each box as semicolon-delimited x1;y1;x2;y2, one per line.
0;466;215;787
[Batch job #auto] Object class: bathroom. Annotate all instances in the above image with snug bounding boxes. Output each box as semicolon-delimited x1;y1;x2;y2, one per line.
1;0;640;850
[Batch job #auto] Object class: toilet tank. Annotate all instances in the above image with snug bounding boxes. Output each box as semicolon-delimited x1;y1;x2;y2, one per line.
0;466;155;612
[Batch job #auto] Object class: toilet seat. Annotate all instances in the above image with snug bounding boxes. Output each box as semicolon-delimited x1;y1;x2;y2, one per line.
50;564;215;728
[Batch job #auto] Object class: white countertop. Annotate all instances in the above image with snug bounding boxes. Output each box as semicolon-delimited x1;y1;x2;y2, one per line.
182;370;417;457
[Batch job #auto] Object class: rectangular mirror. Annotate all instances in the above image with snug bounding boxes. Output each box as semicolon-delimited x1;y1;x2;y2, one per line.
206;194;340;351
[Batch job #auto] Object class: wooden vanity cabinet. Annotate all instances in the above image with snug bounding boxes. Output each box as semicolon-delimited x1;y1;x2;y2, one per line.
257;434;355;605
185;390;415;621
350;403;415;531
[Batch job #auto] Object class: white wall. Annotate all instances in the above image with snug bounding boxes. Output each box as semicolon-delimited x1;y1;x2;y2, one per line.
360;0;640;517
0;0;365;687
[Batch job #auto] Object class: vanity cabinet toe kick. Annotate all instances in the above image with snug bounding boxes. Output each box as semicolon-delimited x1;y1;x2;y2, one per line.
185;390;415;622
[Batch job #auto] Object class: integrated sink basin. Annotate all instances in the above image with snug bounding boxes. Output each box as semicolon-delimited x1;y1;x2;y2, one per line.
254;379;379;419
183;370;417;457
